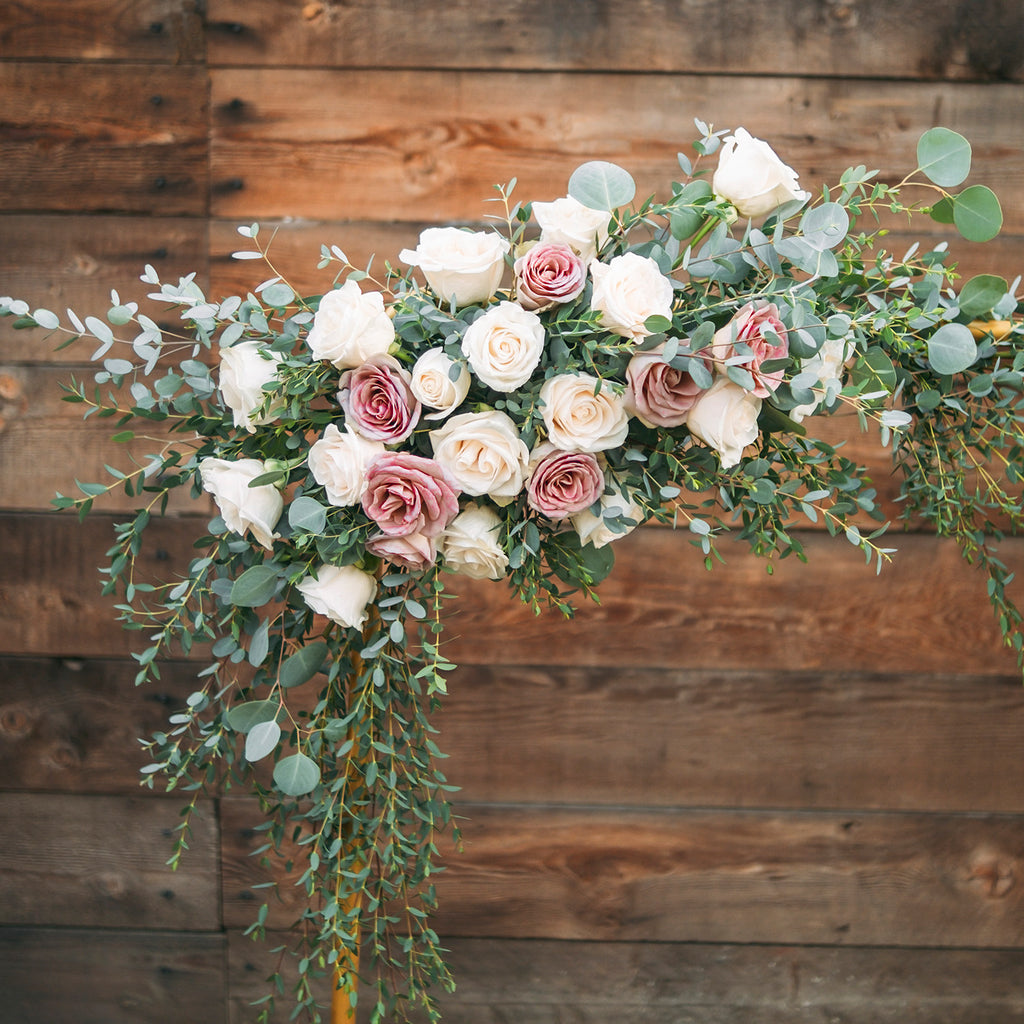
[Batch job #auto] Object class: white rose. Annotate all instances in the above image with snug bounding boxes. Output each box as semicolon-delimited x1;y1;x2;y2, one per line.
307;423;386;507
712;127;811;220
789;335;853;423
306;280;395;369
540;373;630;453
218;341;284;433
589;252;674;341
532;196;610;263
199;457;283;550
410;348;471;420
686;378;762;469
399;227;509;307
296;564;377;630
429;409;530;506
461;301;545;392
440;504;509;580
572;488;644;549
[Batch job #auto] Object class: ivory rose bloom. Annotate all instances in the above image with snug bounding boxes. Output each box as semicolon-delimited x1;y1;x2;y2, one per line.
460;301;545;392
399;227;509;307
306;280;395;369
338;356;420;444
429;410;530;505
540;373;629;453
296;564;377;630
199;457;283;550
514;242;587;310
218;341;284;433
572;488;644;549
527;446;605;520
624;343;710;428
686;378;762;469
589;252;675;341
307;423;386;507
532;196;609;263
712;128;810;220
711;301;789;398
789;334;853;423
440;504;509;580
411;348;471;420
361;452;460;539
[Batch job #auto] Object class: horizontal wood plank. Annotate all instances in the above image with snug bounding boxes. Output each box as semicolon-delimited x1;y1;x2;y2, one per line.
0;926;225;1024
0;63;208;215
0;791;219;930
0;0;204;63
0;215;208;363
222;800;1024;947
205;0;1024;82
209;70;1024;231
229;933;1024;1023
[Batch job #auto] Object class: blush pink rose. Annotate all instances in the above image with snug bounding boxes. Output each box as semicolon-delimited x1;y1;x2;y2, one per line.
527;446;605;520
624;343;710;428
365;531;438;572
338;355;421;443
361;452;461;541
514;242;587;311
711;301;789;398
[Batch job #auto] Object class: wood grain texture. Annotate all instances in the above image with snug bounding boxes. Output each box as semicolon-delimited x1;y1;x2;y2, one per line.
228;934;1024;1023
0;927;225;1024
0;63;208;215
222;799;1024;947
205;0;1024;82
0;215;208;363
0;0;204;63
209;69;1024;228
0;791;219;930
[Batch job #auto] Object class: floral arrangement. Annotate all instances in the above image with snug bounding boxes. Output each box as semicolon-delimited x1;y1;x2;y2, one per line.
3;120;1022;1023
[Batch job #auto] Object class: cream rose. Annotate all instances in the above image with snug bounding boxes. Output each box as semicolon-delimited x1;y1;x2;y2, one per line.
789;335;853;423
306;280;395;369
296;564;377;630
218;341;284;433
532;196;610;263
572;488;644;549
589;252;675;341
712;127;810;220
399;227;509;308
429;409;530;505
410;348;471;420
539;373;630;453
307;423;386;507
198;457;283;550
460;301;545;392
686;378;762;469
440;504;509;580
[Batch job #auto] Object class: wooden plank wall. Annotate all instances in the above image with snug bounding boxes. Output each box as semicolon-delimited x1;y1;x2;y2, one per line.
1;2;1023;1021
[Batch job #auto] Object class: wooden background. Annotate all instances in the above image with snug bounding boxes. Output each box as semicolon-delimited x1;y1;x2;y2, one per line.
2;1;1024;1021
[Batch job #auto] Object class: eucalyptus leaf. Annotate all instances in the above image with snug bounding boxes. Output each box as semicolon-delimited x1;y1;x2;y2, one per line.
800;203;850;251
245;720;281;762
279;641;329;689
958;274;1008;318
274;752;321;796
227;699;280;734
917;127;972;187
229;565;280;607
927;322;978;375
288;496;327;534
953;186;1002;242
567;161;636;211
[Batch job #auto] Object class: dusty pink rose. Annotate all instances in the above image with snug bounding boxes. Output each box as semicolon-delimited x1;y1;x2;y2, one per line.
711;301;789;397
527;446;605;520
361;452;461;541
365;531;438;572
338;356;421;443
624;343;710;428
514;242;587;310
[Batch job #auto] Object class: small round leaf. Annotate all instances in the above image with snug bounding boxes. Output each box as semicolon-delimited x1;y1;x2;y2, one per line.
917;128;972;187
274;752;321;797
288;496;327;534
229;565;280;607
927;322;978;375
953;185;1002;242
958;274;1008;319
567;161;636;212
226;699;280;734
245;720;281;762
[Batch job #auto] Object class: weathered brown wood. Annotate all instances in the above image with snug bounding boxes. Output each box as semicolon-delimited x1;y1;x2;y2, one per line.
0;63;208;215
2;512;1020;675
206;0;1024;83
0;0;204;63
222;799;1024;947
0;215;208;363
0;657;206;793
209;70;1024;230
0;926;225;1024
229;933;1024;1024
0;791;219;929
6;657;1023;812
